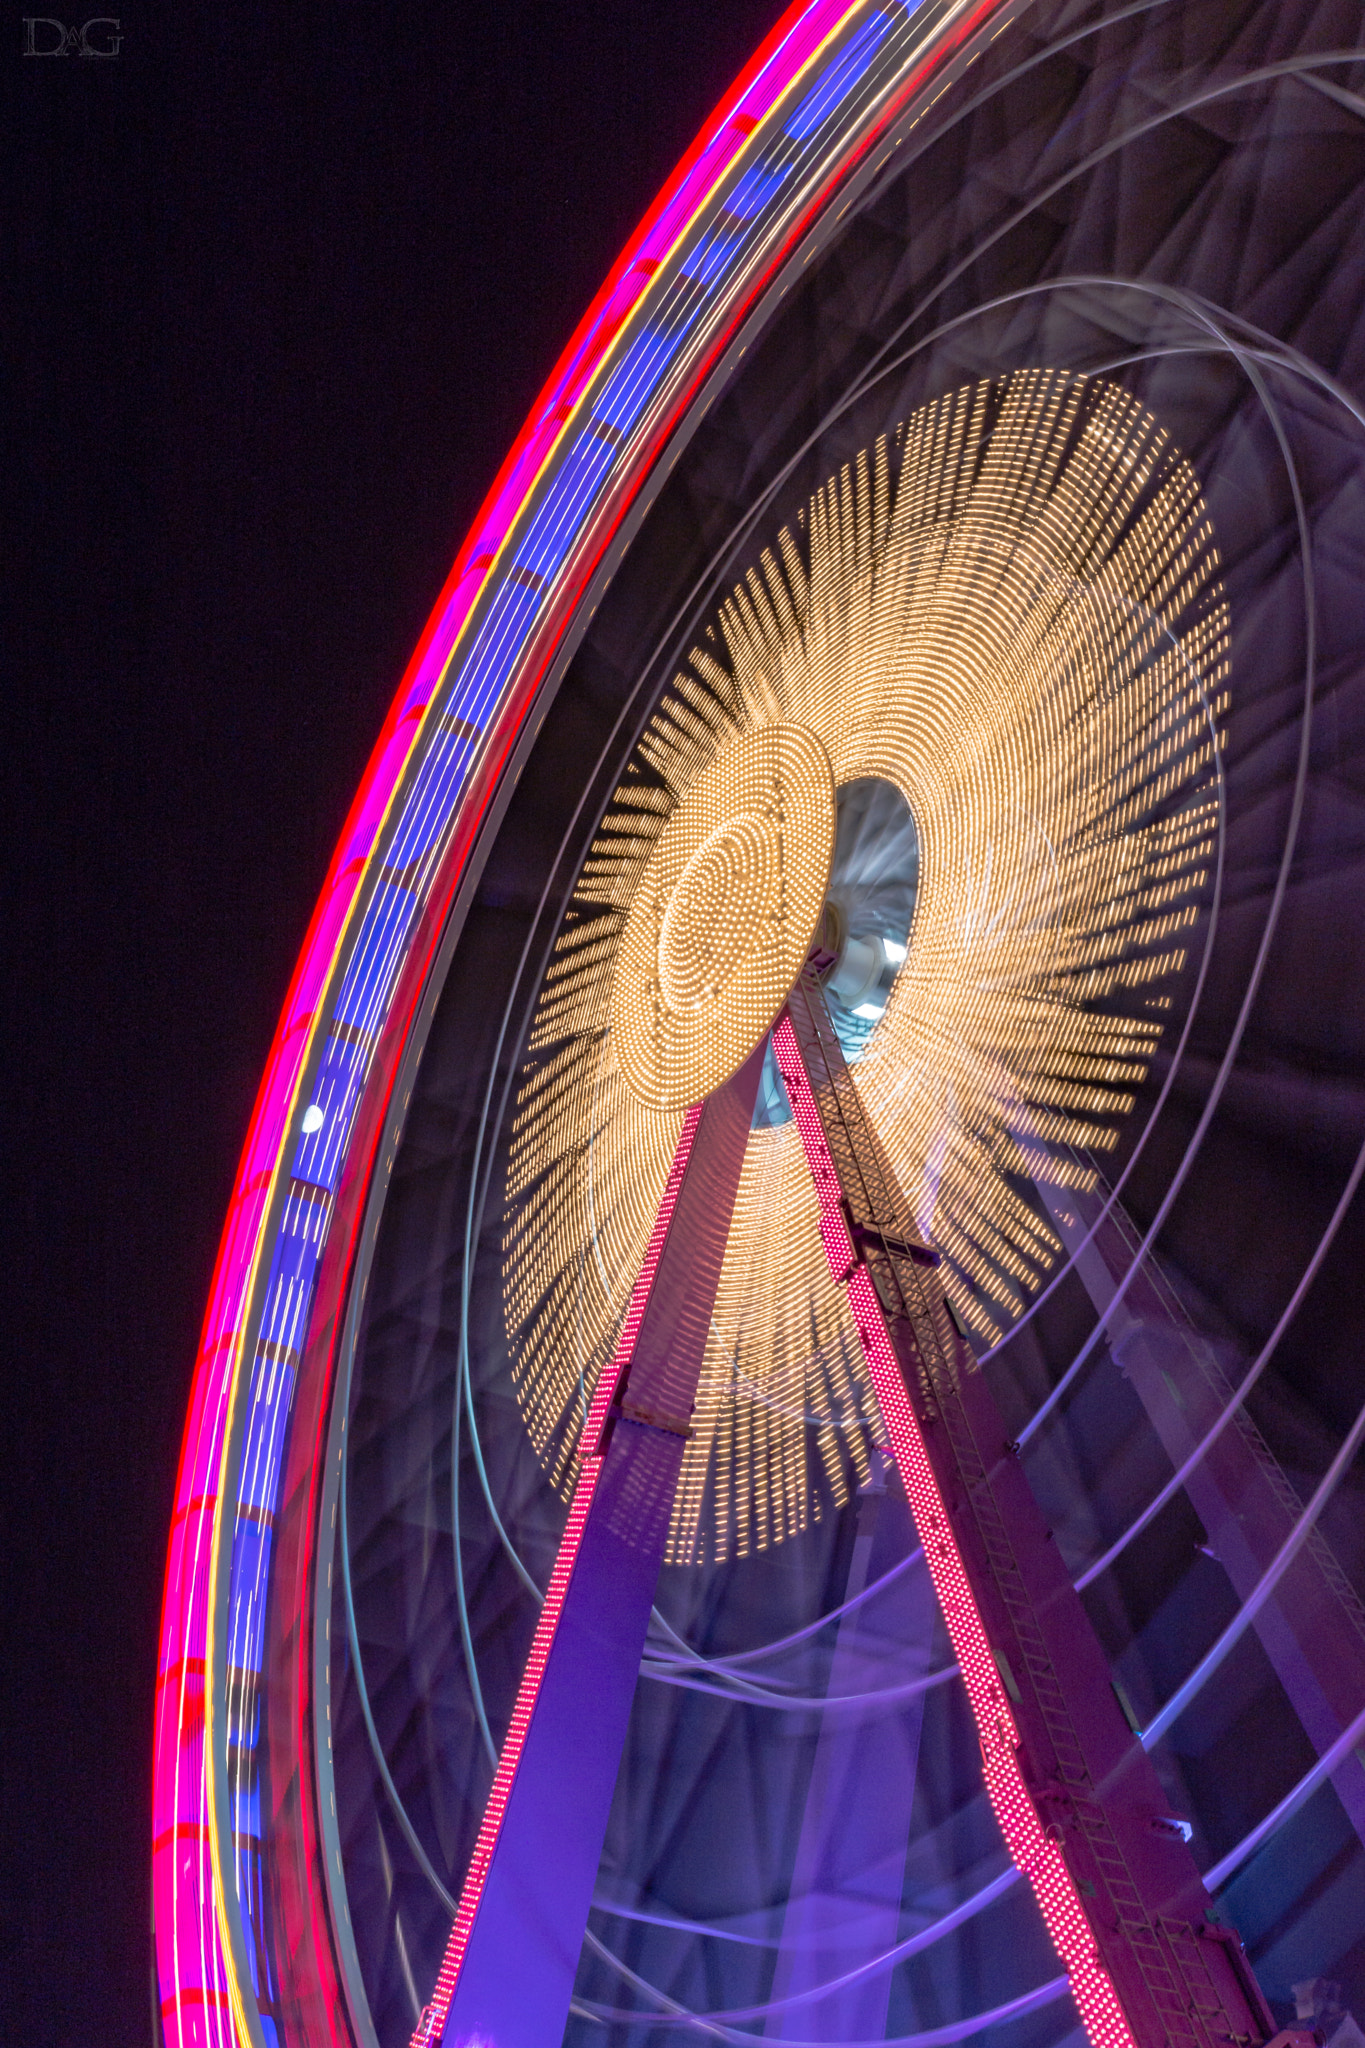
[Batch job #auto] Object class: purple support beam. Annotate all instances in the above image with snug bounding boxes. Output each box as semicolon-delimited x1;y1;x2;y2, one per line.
413;955;1330;2048
1029;1172;1365;1849
413;1040;765;2048
775;969;1301;2048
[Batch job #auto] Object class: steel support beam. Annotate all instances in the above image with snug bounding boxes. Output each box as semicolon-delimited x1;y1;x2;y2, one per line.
1032;1171;1365;1852
775;969;1299;2048
413;1040;765;2048
414;960;1321;2048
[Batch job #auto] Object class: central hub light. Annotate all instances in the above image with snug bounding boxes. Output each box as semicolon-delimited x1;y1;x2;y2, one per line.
658;812;774;1011
611;722;835;1113
508;370;1229;1567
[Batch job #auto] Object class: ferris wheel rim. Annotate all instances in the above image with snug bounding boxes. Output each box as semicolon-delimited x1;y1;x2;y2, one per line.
154;4;1365;2044
150;6;1030;2045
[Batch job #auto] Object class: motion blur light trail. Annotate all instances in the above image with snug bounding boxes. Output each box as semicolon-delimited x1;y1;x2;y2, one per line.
506;370;1228;1570
154;2;1365;2044
153;4;1010;2040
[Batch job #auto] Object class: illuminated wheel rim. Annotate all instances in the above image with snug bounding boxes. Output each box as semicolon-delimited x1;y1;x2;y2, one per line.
153;7;1365;2047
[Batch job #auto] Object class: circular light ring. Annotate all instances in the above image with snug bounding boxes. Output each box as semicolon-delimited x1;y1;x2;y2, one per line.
506;368;1229;1567
323;16;1365;2042
612;722;835;1112
149;6;1018;2045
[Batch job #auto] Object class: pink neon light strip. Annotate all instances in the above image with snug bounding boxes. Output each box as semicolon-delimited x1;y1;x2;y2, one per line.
154;1;1017;2033
150;9;872;2037
410;1104;705;2048
149;8;871;2037
772;1014;1137;2048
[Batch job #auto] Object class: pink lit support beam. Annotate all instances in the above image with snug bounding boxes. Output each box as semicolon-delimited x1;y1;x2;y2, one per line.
413;1039;766;2048
774;969;1299;2048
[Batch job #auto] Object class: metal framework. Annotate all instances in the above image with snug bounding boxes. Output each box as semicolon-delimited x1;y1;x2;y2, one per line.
413;964;1307;2048
420;1046;766;2046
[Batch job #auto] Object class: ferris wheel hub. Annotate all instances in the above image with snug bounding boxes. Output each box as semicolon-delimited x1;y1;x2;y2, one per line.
610;720;835;1112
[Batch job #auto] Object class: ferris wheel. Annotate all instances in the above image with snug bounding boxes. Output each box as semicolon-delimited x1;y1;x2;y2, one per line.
154;5;1365;2048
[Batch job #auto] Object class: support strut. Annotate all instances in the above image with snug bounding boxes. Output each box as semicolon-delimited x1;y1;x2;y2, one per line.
775;967;1301;2048
411;1041;764;2048
412;964;1309;2048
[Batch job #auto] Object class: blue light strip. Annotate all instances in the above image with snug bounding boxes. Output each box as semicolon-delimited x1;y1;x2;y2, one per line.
173;3;1004;2034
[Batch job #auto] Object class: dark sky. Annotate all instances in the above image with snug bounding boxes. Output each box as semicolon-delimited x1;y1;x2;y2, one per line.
4;4;781;2039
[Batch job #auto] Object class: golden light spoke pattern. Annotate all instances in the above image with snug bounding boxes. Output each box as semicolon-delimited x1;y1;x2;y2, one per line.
612;722;836;1114
504;369;1228;1564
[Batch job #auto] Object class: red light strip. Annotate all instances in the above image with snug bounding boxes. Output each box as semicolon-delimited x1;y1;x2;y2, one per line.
410;1103;704;2048
153;2;1016;2035
772;1012;1138;2048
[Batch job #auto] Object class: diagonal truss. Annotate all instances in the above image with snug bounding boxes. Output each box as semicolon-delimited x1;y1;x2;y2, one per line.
414;970;1309;2048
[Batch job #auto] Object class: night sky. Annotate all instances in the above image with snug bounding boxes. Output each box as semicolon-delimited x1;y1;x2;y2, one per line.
4;4;781;2038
